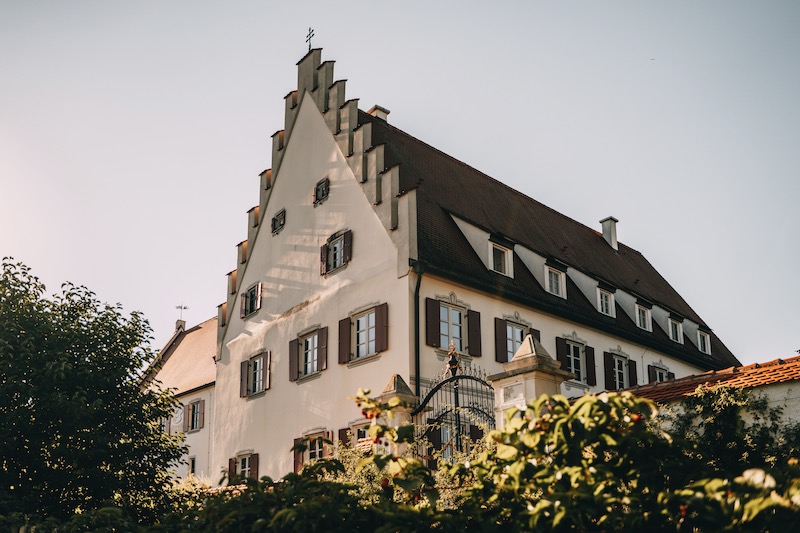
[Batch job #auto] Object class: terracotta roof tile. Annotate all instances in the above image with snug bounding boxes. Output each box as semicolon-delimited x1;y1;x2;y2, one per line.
627;355;800;403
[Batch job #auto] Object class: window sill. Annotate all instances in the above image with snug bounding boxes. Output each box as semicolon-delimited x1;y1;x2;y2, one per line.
323;263;348;277
563;379;590;393
296;371;323;384
246;390;267;400
347;352;381;368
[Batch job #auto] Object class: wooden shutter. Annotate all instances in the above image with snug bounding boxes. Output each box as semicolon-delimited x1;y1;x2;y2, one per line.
293;438;303;473
529;328;541;342
264;351;271;390
647;365;656;383
494;318;507;363
342;230;353;263
667;371;675;380
585;346;597;386
255;282;262;311
183;405;190;432
338;427;350;446
375;303;389;352
318;327;328;371
425;298;440;347
555;337;568;370
240;360;249;397
338;317;351;364
603;352;615;390
249;453;259;480
289;339;299;381
627;359;637;388
198;399;205;429
467;310;481;356
228;458;236;483
319;243;328;275
239;293;246;318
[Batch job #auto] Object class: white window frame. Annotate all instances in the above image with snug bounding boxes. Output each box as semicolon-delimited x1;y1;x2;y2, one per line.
354;308;377;359
669;318;684;343
697;331;711;354
237;454;251;479
300;331;319;377
505;321;526;362
249;352;269;395
489;243;513;277
636;305;652;331
308;435;325;461
597;289;615;317
439;302;465;352
242;282;261;318
653;367;668;382
566;341;585;383
188;400;201;432
612;355;629;389
328;234;345;271
545;266;566;298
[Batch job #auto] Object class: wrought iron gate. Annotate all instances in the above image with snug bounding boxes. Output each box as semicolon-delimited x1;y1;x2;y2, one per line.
412;349;495;467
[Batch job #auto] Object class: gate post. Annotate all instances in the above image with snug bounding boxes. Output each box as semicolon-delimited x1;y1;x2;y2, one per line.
486;335;573;429
377;374;418;454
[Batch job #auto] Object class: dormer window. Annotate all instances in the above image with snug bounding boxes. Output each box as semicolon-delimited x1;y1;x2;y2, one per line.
669;318;684;343
698;331;711;354
490;244;512;277
546;267;565;298
597;288;615;317
636;304;652;331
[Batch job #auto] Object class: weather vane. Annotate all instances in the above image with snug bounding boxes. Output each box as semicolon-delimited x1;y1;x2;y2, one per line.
175;304;189;320
306;27;315;51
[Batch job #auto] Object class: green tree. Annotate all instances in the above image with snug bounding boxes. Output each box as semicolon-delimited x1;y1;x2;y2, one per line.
0;259;186;527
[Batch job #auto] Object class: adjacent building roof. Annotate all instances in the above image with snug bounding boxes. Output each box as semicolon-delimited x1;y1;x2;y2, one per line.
626;355;800;403
143;317;217;396
360;111;739;370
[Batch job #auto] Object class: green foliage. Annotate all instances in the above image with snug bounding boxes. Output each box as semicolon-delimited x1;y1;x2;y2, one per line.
0;259;186;528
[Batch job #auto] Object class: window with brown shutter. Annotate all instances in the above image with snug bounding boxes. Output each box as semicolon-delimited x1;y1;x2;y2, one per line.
249;453;259;480
466;310;481;357
555;337;569;370
321;230;352;275
342;230;352;263
228;458;236;483
627;359;637;388
293;438;303;473
494;318;507;363
648;364;657;383
240;360;249;396
197;399;205;429
604;352;615;390
375;303;388;353
318;327;328;371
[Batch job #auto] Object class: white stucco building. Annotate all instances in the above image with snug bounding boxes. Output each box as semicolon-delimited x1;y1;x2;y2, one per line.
201;48;741;482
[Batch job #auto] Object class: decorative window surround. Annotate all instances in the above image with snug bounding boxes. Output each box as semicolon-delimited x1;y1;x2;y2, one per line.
425;293;482;357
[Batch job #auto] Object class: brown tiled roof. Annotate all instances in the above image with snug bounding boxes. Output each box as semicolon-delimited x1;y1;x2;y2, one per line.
627;355;800;403
359;111;739;370
146;318;217;396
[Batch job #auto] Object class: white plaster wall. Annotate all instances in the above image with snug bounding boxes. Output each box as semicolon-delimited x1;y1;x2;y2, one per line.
451;215;492;270
172;387;215;480
417;275;705;396
213;94;411;481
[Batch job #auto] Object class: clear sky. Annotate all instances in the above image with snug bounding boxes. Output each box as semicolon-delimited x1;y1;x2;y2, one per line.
1;1;798;365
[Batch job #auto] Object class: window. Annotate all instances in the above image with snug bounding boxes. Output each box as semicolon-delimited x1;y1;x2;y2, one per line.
604;351;637;390
494;318;539;363
505;322;526;361
647;364;675;383
490;244;512;276
597;289;614;316
271;208;286;234
339;304;389;363
228;453;259;482
439;303;464;352
555;337;596;386
240;282;262;318
313;177;330;205
669;318;683;343
308;435;325;461
293;433;331;472
182;400;204;432
189;457;196;475
546;267;565;298
636;305;652;331
320;230;352;275
239;352;270;397
289;327;328;381
698;331;711;354
425;297;482;356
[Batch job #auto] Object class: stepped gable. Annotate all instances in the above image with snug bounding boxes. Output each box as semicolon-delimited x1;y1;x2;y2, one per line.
363;112;738;369
627;355;800;403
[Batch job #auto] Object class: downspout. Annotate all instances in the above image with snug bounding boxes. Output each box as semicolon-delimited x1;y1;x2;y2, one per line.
411;259;424;397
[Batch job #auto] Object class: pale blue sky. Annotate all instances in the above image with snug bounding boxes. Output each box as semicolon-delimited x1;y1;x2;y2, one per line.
1;1;798;364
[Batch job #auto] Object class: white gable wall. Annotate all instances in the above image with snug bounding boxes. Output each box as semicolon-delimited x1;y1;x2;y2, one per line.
213;94;411;480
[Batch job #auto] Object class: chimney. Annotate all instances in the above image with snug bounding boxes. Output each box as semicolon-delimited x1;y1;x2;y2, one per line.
367;105;390;121
600;216;619;251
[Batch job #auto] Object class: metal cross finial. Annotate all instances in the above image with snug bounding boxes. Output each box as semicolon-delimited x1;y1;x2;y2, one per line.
306;27;315;51
175;304;189;320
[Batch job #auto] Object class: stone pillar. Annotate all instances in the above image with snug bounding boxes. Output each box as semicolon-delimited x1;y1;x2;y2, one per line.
487;335;574;429
377;374;418;455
